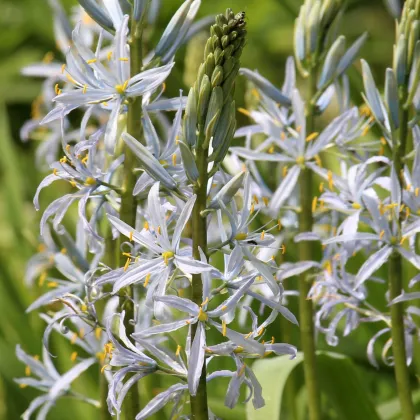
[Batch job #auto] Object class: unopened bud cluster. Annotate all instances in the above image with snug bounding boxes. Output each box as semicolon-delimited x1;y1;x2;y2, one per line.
182;8;246;165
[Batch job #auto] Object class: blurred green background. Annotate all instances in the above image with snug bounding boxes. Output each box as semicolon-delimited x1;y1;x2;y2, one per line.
0;0;418;419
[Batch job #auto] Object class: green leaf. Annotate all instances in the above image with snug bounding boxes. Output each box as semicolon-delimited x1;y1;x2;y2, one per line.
377;389;420;420
247;351;381;420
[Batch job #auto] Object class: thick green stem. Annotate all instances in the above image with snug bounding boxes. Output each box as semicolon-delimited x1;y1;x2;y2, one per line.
118;16;143;420
298;72;321;420
388;102;415;420
388;253;415;420
190;138;209;420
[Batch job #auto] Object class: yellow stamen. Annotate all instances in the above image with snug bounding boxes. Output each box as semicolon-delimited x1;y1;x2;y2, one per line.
66;74;77;85
250;202;255;214
82;84;87;94
222;320;227;336
400;236;407;245
162;251;174;265
65;144;71;152
59;156;67;163
327;170;334;190
258;327;265;336
238;107;251;117
296;125;301;132
144;273;151;287
43;52;54;63
119;57;129;62
415;187;419;197
281;131;286;140
379;230;385;240
124;258;130;272
312;196;318;213
260;230;265;240
54;84;61;95
53;168;58;176
47;281;58;288
95;327;102;340
176;345;182;356
61;64;66;74
239;364;246;376
87;58;97;64
262;197;269;207
101;364;110;374
172;154;177;166
157;226;162;235
253;195;259;204
162;82;166;92
268;145;275;154
277;219;282;230
25;365;31;376
282;165;289;177
79;328;85;339
380;136;387;145
38;272;47;287
221;305;228;311
69;181;77;188
107;51;113;61
359;104;371;117
280;244;286;254
60;248;67;254
70;352;78;362
306;132;319;142
361;125;370;136
319;182;324;193
19;384;28;389
352;202;361;209
71;332;78;344
81;304;88;312
202;297;209;307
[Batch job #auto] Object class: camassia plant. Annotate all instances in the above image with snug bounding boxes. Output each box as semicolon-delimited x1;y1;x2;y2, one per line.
16;0;420;419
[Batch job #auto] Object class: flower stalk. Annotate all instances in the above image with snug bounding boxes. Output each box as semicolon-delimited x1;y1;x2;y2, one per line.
119;14;143;419
298;70;321;420
389;87;415;419
184;9;247;418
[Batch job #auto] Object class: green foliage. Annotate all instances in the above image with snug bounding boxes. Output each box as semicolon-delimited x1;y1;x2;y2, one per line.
0;0;418;419
247;352;381;420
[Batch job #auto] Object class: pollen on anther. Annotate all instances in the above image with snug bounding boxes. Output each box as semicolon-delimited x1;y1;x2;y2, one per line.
70;352;78;362
144;273;151;287
123;258;130;272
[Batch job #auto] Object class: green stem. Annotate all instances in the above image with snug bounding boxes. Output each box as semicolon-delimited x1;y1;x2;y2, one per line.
298;72;321;420
118;15;143;420
388;101;415;420
388;253;415;420
190;135;209;420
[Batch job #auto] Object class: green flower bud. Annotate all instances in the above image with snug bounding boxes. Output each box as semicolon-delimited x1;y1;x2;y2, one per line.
211;66;224;87
204;87;223;148
183;88;198;147
198;75;212;124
